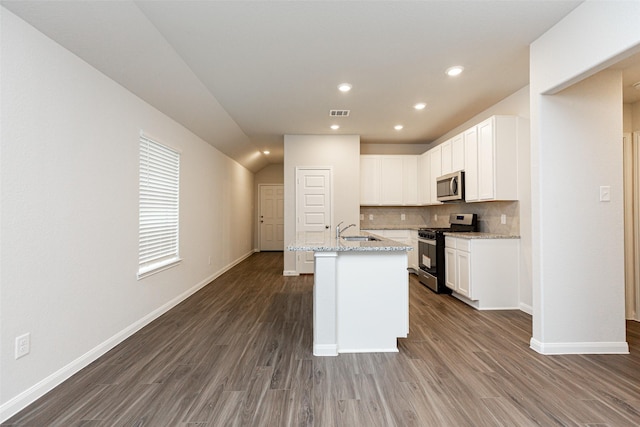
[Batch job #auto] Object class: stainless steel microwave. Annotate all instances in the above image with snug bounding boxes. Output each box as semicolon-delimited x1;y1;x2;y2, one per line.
436;171;464;202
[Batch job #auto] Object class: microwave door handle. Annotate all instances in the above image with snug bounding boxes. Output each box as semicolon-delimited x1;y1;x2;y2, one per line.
450;177;457;195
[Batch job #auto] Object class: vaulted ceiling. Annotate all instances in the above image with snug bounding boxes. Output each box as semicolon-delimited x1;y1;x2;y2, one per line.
8;1;639;172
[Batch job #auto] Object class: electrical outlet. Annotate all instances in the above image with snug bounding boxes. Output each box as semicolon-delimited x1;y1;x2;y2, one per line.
15;333;30;359
501;214;507;225
434;214;438;221
369;214;373;220
401;214;406;221
208;256;212;265
360;214;364;221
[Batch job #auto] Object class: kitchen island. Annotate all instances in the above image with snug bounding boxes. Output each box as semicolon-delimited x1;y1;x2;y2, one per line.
288;232;412;356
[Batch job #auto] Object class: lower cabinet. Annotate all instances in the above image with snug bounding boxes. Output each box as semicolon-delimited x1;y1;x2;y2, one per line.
445;236;519;309
367;229;418;274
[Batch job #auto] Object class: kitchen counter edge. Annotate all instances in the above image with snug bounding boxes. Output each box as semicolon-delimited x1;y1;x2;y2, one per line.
444;232;520;239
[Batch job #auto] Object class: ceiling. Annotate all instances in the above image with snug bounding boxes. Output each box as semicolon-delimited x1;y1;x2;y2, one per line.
4;1;640;172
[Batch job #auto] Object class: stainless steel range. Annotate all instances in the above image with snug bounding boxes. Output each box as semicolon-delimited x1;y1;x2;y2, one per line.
417;213;478;293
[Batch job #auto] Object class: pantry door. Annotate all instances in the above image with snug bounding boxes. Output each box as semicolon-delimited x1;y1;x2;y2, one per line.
295;167;332;274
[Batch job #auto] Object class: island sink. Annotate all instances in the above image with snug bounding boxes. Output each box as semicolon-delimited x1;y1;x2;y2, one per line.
341;235;381;241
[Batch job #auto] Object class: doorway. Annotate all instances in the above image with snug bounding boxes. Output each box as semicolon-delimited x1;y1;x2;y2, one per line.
259;184;284;251
624;132;640;321
295;167;332;274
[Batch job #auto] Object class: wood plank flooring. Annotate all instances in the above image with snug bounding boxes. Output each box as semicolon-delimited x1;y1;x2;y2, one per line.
4;251;640;426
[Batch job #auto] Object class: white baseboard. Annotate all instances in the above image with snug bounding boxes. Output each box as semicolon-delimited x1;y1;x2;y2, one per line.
0;250;255;424
313;344;338;356
283;270;299;276
530;338;629;355
519;302;533;315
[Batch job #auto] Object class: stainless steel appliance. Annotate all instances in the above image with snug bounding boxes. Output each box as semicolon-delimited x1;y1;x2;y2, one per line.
417;213;477;293
436;170;464;202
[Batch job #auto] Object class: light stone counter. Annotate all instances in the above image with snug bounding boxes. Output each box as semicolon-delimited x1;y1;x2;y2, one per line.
288;231;412;252
444;232;520;239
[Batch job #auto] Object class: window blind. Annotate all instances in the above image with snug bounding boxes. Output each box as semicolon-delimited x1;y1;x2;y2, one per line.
138;134;181;278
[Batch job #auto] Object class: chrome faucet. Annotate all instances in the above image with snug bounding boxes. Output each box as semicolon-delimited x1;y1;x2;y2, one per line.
336;221;356;239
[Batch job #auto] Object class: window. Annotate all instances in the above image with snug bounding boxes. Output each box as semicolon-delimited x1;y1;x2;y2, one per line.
138;132;181;279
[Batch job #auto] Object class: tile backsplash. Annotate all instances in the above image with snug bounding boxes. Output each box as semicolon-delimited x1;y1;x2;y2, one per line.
360;201;520;235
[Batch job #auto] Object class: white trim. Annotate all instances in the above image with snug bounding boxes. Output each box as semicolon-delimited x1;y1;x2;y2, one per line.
529;338;629;355
338;348;400;354
519;302;533;315
313;344;338;356
0;250;255;423
283;270;300;276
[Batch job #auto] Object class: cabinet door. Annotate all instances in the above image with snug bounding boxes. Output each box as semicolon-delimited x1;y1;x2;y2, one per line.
429;146;442;204
380;157;404;205
403;156;418;205
464;126;478;201
477;118;495;200
409;231;419;271
456;250;471;298
360;156;381;205
441;140;453;175
445;246;457;290
451;133;465;172
418;152;430;205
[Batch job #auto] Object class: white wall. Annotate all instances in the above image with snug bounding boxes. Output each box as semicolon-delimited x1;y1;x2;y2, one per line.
283;135;360;274
1;9;254;420
529;1;640;354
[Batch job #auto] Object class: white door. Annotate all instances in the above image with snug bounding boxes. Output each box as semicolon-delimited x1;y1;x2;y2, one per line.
259;184;284;251
296;168;332;274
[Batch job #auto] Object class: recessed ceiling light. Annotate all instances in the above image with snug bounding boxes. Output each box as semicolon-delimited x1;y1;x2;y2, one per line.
338;83;352;92
331;125;340;130
263;150;270;155
394;125;403;130
445;66;464;77
414;102;427;110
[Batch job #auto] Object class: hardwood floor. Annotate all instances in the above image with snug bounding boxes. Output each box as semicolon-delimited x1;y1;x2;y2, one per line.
4;251;640;426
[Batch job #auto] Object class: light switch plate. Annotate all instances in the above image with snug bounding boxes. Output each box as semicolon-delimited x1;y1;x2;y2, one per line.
599;186;611;202
501;214;507;225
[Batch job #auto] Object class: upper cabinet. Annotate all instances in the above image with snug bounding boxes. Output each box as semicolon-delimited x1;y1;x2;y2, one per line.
466;115;519;202
360;115;523;206
418;151;430;205
441;133;465;175
360;155;418;206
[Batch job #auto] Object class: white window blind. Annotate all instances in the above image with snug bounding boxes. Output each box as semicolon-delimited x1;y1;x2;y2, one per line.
138;133;181;279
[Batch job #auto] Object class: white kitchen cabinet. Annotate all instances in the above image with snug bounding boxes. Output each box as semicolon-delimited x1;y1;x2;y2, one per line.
429;146;442;205
360;156;381;204
418;151;430;205
360;155;418;206
451;132;465;172
402;156;418;205
472;115;519;202
441;133;465;175
380;156;404;205
444;236;519;310
441;139;453;175
463;126;479;201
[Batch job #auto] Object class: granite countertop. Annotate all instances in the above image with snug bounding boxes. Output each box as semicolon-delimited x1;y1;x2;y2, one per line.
288;231;413;252
444;232;520;239
361;226;424;231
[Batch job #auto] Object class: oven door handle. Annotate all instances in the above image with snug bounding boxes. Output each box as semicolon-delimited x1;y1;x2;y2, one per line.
418;238;436;245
